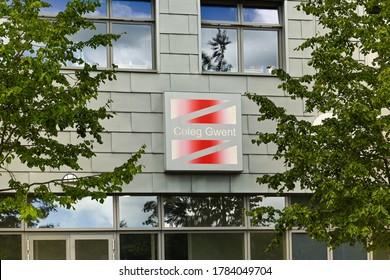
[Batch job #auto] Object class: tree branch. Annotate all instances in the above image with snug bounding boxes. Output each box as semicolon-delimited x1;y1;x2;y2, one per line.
0;173;103;193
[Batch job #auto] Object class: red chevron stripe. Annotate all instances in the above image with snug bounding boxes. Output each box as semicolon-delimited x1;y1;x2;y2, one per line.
187;146;237;164
187;106;237;124
171;99;225;119
172;139;224;160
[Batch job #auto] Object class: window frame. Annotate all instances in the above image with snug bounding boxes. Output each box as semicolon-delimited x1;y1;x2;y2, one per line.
200;0;283;74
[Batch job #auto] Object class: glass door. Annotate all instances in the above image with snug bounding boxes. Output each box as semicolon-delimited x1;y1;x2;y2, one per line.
28;234;114;260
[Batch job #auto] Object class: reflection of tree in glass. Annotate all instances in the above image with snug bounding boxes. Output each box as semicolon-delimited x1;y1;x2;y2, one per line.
0;209;21;228
202;29;232;72
248;196;281;227
0;197;57;228
120;234;156;260
119;219;127;228
142;200;158;227
156;196;244;227
27;198;58;228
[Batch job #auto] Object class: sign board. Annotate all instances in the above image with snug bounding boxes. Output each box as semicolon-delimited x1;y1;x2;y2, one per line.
164;92;243;172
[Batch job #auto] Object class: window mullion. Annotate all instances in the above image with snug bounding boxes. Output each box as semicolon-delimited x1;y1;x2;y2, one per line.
238;27;243;72
107;21;114;68
238;2;244;24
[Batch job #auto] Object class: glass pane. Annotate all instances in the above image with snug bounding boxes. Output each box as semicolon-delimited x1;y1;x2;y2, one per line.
249;196;285;227
290;195;312;205
373;248;390;260
40;0;107;16
0;209;21;228
243;30;278;73
119;196;158;228
66;23;107;67
75;239;109;260
164;233;188;260
201;5;238;22
40;0;67;14
89;0;107;16
165;233;244;260
201;28;238;72
0;235;22;260
292;233;328;260
112;0;152;18
164;196;244;227
244;8;279;24
333;243;367;260
112;24;152;69
120;234;158;260
250;232;285;260
29;197;113;228
33;240;66;260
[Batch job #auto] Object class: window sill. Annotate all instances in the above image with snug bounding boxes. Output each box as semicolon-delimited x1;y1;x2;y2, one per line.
201;71;279;77
61;66;157;74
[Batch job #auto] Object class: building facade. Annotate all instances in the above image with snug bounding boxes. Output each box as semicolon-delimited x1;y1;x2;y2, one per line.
0;0;388;260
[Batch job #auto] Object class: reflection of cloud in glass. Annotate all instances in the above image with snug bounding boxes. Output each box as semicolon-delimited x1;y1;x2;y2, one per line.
82;46;107;67
39;0;66;14
32;197;113;228
250;196;285;227
112;24;152;69
112;0;152;18
243;30;278;72
119;196;157;227
244;8;279;24
201;28;238;72
71;198;113;227
40;0;106;16
252;196;285;210
66;23;107;67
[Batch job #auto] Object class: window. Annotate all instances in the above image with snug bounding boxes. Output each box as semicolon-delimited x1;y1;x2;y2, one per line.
33;239;67;260
163;195;245;227
0;235;22;259
75;239;109;260
119;196;158;228
373;247;390;260
28;197;114;229
66;22;108;68
201;1;281;74
42;0;154;70
0;208;21;228
291;233;369;260
250;232;285;260
333;242;367;260
164;232;244;260
249;195;285;227
120;233;158;260
291;233;328;260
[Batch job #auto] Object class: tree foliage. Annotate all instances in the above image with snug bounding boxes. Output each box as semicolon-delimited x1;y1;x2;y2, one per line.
0;0;145;222
247;0;390;251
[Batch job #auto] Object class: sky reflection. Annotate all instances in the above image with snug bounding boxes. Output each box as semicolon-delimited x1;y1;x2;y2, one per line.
30;197;113;228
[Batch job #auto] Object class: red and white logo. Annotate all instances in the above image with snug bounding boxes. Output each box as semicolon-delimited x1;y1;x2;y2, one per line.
165;92;242;172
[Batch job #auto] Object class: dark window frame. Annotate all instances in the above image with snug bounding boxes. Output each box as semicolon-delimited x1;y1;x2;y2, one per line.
201;0;283;74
